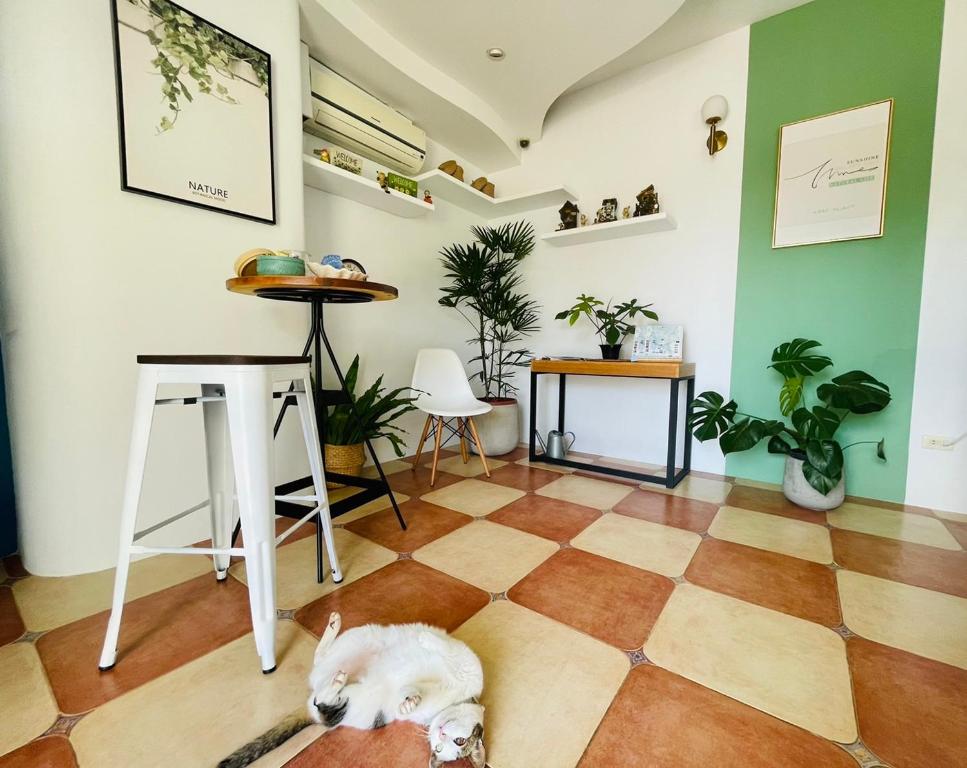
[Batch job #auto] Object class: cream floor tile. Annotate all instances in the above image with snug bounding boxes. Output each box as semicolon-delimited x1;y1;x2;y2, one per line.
828;503;961;550
230;528;396;610
514;457;574;474
733;477;782;491
838;570;967;669
571;512;700;577
71;621;316;768
413;520;558;593
709;506;833;564
594;456;666;472
644;584;856;743
537;475;634;510
433;454;508;477
361;459;412;478
12;554;211;631
934;508;967;523
0;643;58;756
421;478;525;517
332;493;410;524
454;600;628;768
642;475;734;504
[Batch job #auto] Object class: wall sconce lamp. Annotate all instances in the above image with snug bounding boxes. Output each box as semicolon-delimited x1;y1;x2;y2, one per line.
702;95;729;155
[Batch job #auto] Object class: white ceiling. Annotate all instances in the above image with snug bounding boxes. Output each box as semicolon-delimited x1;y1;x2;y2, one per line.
299;0;813;172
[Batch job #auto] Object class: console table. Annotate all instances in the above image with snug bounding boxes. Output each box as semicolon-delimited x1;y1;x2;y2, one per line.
528;358;696;488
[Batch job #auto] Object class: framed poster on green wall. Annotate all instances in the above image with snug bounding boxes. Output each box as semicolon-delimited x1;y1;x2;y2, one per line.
773;99;893;248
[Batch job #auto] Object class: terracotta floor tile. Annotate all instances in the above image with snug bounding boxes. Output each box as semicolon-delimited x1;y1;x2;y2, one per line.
295;559;488;636
613;490;718;533
832;528;967;598
332;492;410;525
537;474;634;510
685;539;841;626
482;463;560;492
509;548;673;650
578;665;856;768
403;447;458;464
944;518;967;549
644;584;856;743
0;736;78;768
572;513;701;577
837;569;967;669
388;465;463;497
848;637;967;768
420;478;525;517
37;573;252;714
344;499;472;553
491;445;530;461
70;622;316;768
0;587;25;646
828;503;961;550
725;484;827;524
643;475;733;504
709;506;832;564
486;495;601;543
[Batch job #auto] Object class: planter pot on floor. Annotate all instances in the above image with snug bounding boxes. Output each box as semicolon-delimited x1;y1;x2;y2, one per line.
782;454;845;511
324;442;365;488
469;398;519;456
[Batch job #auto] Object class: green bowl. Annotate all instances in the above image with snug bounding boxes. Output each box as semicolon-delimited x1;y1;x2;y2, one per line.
257;255;305;276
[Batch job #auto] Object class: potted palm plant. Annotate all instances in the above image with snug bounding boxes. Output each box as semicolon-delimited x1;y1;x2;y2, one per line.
439;221;540;455
555;294;658;359
324;355;420;486
688;338;890;510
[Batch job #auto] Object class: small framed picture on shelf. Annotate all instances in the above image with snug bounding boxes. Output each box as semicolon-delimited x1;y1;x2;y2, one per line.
632;325;683;361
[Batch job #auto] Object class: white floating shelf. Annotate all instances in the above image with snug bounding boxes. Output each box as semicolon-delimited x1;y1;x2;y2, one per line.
414;169;578;217
303;155;434;219
540;212;677;246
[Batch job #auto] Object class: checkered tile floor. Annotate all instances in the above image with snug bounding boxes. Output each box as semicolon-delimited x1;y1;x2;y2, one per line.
2;446;967;767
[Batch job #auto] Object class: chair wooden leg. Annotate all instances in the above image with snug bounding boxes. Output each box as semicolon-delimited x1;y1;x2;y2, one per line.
466;417;490;477
412;414;432;471
457;418;469;464
430;417;444;487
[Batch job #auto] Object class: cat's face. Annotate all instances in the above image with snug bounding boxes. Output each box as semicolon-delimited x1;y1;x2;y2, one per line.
427;702;485;768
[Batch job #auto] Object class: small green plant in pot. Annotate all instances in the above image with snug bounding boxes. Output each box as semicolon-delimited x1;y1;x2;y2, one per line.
324;355;420;487
688;338;890;511
555;295;658;359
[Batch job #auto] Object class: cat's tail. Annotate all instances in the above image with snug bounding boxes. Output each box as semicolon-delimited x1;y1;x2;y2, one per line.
216;711;312;768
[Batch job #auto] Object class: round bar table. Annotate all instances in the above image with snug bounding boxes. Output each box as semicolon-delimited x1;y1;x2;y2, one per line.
226;276;404;582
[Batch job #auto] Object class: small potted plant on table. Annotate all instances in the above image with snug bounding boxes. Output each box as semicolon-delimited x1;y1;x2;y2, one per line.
438;221;540;455
324;355;420;486
688;338;890;510
555;294;658;359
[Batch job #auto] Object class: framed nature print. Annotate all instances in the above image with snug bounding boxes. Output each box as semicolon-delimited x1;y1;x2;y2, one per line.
111;0;276;223
773;99;892;248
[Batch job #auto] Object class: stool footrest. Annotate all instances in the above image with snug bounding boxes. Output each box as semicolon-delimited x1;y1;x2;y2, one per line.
130;544;245;557
274;505;323;546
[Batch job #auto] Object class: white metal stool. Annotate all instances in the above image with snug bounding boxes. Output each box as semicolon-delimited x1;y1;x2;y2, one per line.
98;355;342;674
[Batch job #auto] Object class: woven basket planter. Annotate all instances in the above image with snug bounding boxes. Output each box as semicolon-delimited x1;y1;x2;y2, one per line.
324;442;365;488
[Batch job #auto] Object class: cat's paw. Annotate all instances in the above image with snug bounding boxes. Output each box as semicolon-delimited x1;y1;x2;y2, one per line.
327;612;341;634
398;694;421;714
332;670;348;689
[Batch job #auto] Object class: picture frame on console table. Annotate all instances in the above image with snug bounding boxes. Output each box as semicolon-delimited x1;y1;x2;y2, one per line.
773;99;892;249
110;0;276;224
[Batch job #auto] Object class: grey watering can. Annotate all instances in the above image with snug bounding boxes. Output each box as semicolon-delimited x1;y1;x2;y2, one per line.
536;429;576;460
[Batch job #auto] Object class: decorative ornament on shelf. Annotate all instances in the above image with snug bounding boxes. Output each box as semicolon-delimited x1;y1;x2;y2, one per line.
594;198;618;224
376;171;390;194
438;159;465;181
313;147;331;164
386;172;417;197
307;253;368;281
622;206;631;219
580;213;588;227
423;189;433;204
471;176;495;198
634;185;660;217
558;200;579;230
332;148;362;175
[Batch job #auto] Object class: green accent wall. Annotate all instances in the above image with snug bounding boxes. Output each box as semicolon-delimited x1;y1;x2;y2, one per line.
728;0;946;501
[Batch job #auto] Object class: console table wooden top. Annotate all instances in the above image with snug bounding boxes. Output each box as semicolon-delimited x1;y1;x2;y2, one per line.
530;358;695;379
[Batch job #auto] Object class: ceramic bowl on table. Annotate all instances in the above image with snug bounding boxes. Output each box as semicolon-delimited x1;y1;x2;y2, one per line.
256;255;306;276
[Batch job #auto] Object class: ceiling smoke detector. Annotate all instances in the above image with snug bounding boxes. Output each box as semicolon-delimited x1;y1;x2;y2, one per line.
485;47;505;61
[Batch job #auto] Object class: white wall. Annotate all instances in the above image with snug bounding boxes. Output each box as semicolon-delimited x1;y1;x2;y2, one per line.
0;0;309;575
487;29;749;473
905;0;967;515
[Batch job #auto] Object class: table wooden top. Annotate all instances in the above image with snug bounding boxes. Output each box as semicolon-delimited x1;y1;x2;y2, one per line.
226;276;398;301
531;358;695;379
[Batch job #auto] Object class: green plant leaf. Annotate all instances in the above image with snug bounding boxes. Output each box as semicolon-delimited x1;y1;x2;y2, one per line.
778;376;804;417
719;417;782;455
767;435;794;455
802;440;844;495
688;391;737;441
816;370;891;414
791;406;841;440
768;339;833;379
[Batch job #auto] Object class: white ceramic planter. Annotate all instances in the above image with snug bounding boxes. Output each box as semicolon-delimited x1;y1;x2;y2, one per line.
469;399;520;456
782;455;845;511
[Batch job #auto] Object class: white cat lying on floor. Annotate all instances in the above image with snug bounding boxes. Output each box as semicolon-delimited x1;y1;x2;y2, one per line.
218;612;486;768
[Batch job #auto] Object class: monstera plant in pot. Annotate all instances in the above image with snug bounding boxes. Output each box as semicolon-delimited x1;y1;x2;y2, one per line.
688;339;890;511
439;221;540;455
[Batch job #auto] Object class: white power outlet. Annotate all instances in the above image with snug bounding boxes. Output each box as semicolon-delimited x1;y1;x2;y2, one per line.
922;435;954;451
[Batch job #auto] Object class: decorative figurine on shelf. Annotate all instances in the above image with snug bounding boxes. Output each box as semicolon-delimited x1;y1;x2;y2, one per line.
634;185;660;216
332;149;362;175
558;200;579;230
580;214;588;227
622;206;631;219
471;177;495;198
376;171;390;193
438;159;465;181
423;189;433;204
313;147;331;164
386;172;418;197
594;198;618;224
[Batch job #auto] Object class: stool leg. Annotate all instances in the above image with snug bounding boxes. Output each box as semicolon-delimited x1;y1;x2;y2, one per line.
202;385;235;581
99;367;158;671
296;381;342;584
225;370;278;674
467;417;491;477
411;414;432;471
